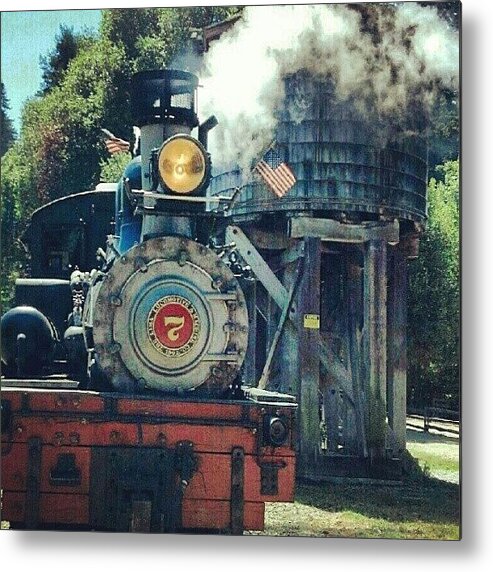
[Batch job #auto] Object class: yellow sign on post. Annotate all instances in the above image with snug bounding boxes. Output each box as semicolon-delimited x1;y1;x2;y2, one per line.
303;314;320;329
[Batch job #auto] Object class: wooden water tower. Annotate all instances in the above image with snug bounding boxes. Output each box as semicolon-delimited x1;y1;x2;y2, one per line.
210;72;427;480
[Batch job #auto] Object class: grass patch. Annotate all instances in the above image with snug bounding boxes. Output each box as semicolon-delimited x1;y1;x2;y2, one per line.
407;428;460;483
254;428;460;540
407;443;459;476
259;478;460;539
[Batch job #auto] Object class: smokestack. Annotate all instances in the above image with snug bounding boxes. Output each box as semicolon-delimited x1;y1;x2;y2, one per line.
130;69;201;240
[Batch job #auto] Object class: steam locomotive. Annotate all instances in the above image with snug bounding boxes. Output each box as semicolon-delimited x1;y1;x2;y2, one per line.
0;70;296;533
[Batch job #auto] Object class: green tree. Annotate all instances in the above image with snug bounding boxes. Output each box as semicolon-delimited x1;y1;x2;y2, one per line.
428;89;460;173
408;160;460;409
100;6;242;72
1;143;35;308
39;25;91;94
1;6;244;307
100;8;161;61
1;82;16;156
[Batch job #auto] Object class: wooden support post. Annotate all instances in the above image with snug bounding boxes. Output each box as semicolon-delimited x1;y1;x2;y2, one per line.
387;245;408;457
258;259;303;390
277;260;300;395
363;239;388;462
297;237;322;476
341;395;359;455
347;255;368;457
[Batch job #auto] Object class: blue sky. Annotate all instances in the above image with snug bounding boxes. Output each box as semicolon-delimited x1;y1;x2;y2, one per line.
1;9;102;133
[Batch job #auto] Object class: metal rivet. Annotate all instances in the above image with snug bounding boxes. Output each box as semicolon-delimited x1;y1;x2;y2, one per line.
178;251;188;266
110;295;122;306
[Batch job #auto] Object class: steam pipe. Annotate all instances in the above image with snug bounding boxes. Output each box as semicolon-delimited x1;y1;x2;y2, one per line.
198;115;218;149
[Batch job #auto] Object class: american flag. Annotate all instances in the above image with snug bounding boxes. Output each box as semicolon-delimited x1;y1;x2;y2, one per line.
102;128;130;155
254;145;296;198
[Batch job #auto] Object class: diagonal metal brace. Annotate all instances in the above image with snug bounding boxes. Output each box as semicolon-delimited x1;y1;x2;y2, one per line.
224;226;303;390
226;226;359;401
225;226;289;309
258;257;304;390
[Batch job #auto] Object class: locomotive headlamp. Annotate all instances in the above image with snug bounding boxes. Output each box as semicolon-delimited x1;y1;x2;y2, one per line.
157;135;210;195
263;415;289;447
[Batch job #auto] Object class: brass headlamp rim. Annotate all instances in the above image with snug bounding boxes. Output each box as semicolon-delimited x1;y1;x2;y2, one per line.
157;134;211;195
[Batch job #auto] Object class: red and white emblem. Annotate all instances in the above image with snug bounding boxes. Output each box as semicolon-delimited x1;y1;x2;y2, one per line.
147;295;200;357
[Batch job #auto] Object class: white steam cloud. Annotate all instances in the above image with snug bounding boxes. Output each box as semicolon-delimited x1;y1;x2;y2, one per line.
199;3;459;172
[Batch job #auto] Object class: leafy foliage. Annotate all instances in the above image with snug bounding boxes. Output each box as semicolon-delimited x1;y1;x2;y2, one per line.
408;160;460;409
100;151;132;183
1;145;33;308
100;8;162;62
428;90;460;175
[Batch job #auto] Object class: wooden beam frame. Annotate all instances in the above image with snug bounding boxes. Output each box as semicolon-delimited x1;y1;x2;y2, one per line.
243;280;257;387
258;258;304;390
289;217;399;244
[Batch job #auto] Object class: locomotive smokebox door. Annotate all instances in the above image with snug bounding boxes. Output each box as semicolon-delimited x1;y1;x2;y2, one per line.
91;236;249;395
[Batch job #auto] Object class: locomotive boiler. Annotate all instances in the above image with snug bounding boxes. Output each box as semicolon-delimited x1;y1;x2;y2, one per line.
0;69;297;533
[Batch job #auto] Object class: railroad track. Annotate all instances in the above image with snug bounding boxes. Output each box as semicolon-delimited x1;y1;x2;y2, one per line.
407;414;460;437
